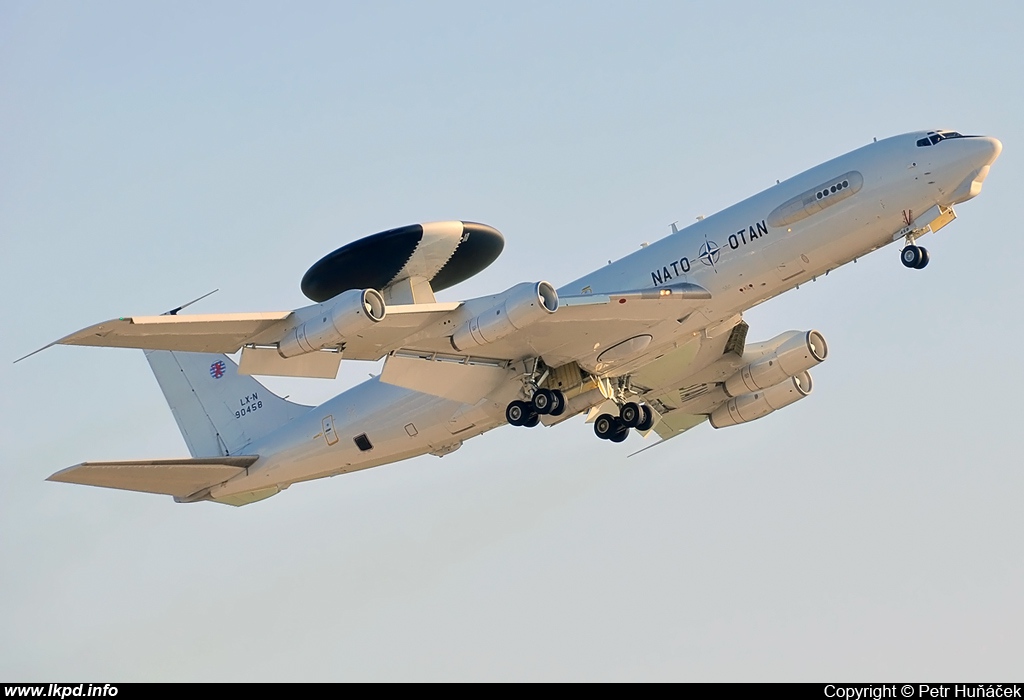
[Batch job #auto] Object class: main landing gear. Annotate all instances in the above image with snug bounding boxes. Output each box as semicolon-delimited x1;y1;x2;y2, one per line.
503;362;657;444
593;401;655;442
506;388;566;427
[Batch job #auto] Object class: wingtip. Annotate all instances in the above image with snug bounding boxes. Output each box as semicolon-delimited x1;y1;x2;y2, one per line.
46;463;84;483
14;316;130;363
13;342;57;364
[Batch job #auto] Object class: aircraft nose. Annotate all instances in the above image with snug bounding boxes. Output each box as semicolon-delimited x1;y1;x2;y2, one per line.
971;136;1002;168
945;136;1001;204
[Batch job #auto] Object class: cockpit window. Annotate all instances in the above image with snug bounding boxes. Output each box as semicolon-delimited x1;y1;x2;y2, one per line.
917;130;966;147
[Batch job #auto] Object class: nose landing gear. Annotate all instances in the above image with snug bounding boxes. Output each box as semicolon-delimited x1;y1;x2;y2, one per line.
895;208;944;270
901;244;930;269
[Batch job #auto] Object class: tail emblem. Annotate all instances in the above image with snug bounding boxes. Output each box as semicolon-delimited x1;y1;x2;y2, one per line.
209;361;227;379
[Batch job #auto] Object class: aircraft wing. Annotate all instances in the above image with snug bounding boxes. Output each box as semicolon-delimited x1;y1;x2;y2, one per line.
27;283;710;379
47;457;258;498
24;304;461;362
504;285;712;368
356;283;713;370
22;313;296;357
624;319;750;451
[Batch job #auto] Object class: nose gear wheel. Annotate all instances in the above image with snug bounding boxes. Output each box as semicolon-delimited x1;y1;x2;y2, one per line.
901;245;929;269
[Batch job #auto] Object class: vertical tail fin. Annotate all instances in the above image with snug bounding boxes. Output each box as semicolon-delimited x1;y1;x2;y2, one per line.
144;350;311;458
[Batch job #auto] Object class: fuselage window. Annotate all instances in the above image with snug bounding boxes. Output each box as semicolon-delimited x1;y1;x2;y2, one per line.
353;433;373;451
816;179;849;200
767;170;863;228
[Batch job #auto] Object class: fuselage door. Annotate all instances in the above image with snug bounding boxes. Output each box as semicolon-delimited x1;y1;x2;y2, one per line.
775;253;810;283
322;415;339;446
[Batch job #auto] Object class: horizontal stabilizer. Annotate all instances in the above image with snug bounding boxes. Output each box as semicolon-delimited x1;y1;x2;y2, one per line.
47;457;258;498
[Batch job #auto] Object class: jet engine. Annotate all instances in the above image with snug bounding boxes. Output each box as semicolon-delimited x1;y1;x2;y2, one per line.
710;371;813;429
277;288;386;358
450;281;558;351
723;330;827;397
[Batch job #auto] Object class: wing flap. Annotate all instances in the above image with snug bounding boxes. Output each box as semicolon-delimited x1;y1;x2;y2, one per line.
238;346;343;379
378;351;515;402
652;411;707;440
47;457;258;497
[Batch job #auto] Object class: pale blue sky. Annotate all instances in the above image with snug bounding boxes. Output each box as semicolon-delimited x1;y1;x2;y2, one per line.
2;1;1023;680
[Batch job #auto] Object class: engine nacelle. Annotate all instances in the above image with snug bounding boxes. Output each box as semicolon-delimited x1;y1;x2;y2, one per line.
450;282;558;351
723;330;827;397
710;371;813;429
278;288;386;358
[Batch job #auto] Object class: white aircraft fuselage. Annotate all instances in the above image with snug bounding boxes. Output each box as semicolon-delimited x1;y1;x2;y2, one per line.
199;130;1001;503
